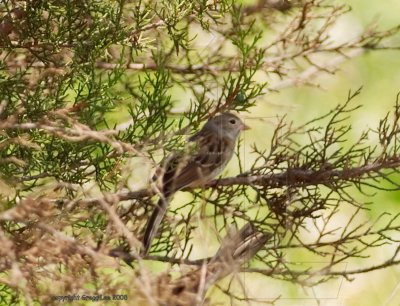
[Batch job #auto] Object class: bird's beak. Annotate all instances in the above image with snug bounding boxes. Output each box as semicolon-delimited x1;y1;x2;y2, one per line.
241;123;250;131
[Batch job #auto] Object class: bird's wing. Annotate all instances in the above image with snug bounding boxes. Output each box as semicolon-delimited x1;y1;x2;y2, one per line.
162;131;231;192
161;149;204;193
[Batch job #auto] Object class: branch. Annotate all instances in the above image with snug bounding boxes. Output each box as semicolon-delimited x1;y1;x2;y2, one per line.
56;156;400;208
155;224;272;306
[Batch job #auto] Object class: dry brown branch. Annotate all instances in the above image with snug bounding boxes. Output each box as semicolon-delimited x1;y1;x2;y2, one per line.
2;1;400;305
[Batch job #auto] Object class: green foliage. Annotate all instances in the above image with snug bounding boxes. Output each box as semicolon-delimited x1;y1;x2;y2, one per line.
1;0;400;305
0;0;265;196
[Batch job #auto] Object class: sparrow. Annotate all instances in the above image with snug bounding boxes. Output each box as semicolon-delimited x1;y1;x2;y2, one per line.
142;112;249;254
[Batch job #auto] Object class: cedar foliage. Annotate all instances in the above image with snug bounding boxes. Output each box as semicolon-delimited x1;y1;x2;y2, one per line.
1;1;400;305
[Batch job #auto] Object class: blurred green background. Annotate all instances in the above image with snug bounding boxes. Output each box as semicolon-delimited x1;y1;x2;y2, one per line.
91;1;400;304
240;1;400;305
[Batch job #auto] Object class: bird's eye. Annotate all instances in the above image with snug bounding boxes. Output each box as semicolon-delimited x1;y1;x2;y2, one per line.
229;119;236;124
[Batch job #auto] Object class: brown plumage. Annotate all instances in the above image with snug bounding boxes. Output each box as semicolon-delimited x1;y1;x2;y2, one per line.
142;113;249;254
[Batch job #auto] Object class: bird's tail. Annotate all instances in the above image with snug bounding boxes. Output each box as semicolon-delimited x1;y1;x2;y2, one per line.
142;195;169;255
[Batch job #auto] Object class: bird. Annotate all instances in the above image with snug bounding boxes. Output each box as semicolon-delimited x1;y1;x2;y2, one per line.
142;112;249;254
